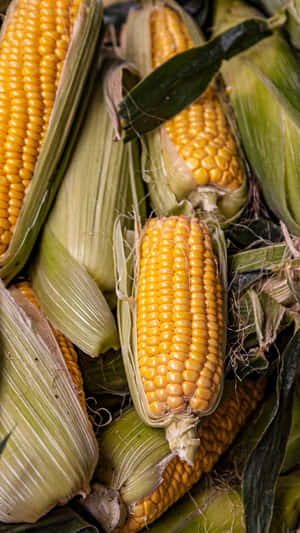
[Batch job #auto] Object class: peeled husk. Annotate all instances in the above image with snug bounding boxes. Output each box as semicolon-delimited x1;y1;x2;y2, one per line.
114;216;227;464
0;280;98;523
121;0;248;225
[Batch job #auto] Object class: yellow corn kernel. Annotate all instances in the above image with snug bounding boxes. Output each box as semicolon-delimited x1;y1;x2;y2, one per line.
119;379;266;533
15;280;86;412
0;0;82;256
150;7;244;192
137;216;224;418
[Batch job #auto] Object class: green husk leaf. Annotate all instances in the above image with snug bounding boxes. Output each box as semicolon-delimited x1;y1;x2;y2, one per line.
143;480;245;533
225;219;284;249
214;0;300;236
0;280;98;523
257;0;300;49
271;469;300;531
243;329;300;533
0;506;99;532
0;0;103;283
114;217;227;463
282;373;300;472
31;227;119;357
119;17;272;138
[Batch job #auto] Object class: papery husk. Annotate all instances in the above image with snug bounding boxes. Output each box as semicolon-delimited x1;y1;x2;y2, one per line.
114;216;227;464
31;55;145;357
0;279;98;523
121;0;248;226
0;0;103;284
214;0;300;237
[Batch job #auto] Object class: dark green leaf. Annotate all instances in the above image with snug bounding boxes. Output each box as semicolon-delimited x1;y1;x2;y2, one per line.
230;269;265;293
0;507;100;532
119;18;272;140
243;329;300;533
225;219;283;250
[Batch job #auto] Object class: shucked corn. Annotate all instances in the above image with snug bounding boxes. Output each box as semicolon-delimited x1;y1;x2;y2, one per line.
137;215;224;417
150;6;244;191
0;0;81;255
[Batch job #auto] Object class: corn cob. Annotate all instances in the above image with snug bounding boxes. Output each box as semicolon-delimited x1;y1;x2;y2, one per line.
15;280;87;412
0;278;98;522
213;0;300;236
122;0;247;223
115;214;227;463
0;0;103;283
82;379;265;532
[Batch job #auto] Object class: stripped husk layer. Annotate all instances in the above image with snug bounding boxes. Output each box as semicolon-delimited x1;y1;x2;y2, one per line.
121;0;248;225
31;59;145;357
114;215;227;464
0;0;103;283
214;0;300;236
0;280;98;523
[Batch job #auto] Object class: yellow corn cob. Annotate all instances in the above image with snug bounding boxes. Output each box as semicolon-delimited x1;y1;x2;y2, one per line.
150;6;244;191
119;379;266;533
0;0;82;256
137;215;224;417
15;280;86;412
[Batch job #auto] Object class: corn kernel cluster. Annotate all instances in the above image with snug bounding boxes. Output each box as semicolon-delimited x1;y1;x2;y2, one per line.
151;7;244;191
137;216;224;417
0;0;81;255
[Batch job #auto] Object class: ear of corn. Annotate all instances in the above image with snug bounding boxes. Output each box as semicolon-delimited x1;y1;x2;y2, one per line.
81;379;265;532
114;214;227;464
122;0;247;225
0;0;103;283
30;58;145;358
0;278;98;523
213;0;300;237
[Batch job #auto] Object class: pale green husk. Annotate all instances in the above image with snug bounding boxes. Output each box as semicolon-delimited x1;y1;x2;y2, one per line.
31;59;145;357
214;0;300;236
0;0;103;284
114;217;227;464
122;0;248;225
31;227;119;357
258;0;300;50
0;280;98;523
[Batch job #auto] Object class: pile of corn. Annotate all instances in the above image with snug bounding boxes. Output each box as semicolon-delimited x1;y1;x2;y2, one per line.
0;0;300;532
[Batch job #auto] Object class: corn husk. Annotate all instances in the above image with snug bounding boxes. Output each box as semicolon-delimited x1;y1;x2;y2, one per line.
31;56;145;358
0;0;103;284
114;216;227;464
121;0;248;226
213;0;300;237
0;279;98;523
258;0;300;49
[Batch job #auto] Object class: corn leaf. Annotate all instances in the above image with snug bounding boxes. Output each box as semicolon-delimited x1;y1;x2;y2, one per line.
119;18;272;140
243;329;300;533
